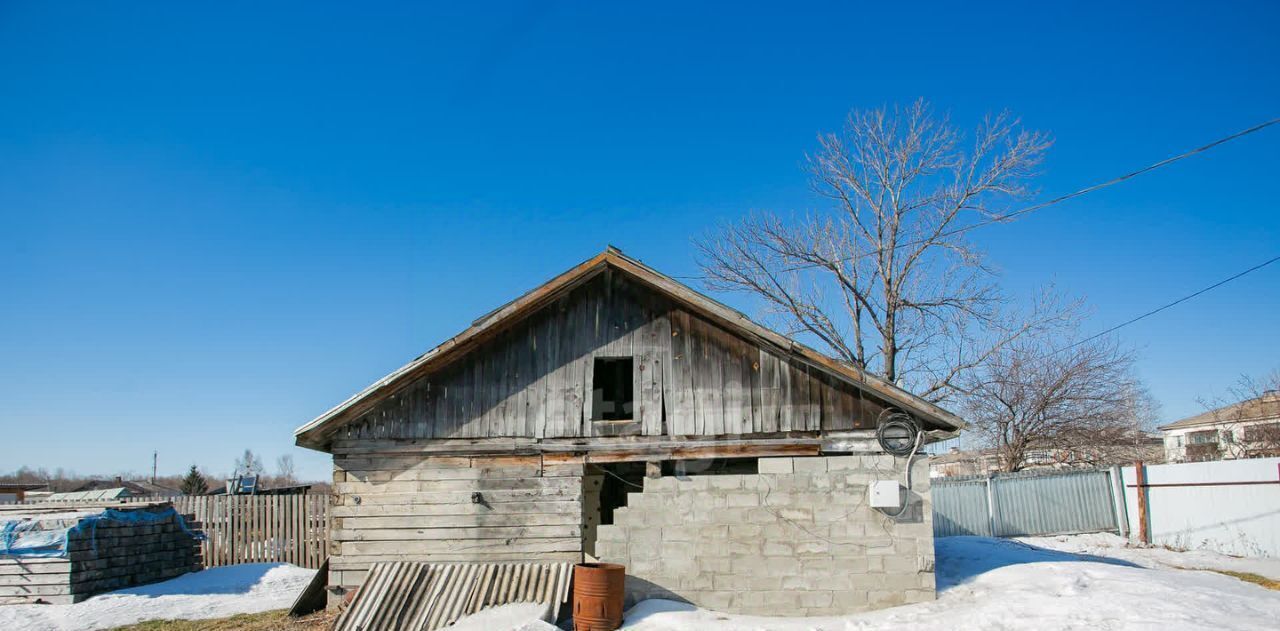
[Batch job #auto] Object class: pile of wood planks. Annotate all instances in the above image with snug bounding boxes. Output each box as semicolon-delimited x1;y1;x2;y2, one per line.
0;503;203;605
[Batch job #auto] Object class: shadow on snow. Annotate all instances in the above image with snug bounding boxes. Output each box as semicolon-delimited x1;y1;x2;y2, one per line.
936;536;1140;591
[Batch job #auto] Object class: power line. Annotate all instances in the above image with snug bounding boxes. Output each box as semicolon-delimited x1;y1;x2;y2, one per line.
782;117;1280;272
672;116;1280;280
1051;253;1280;355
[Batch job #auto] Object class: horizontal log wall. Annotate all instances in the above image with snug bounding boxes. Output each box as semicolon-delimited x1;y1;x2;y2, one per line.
340;272;888;443
328;454;585;594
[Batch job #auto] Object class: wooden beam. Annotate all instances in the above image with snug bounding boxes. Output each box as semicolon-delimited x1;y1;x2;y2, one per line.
331;435;837;463
1134;460;1149;545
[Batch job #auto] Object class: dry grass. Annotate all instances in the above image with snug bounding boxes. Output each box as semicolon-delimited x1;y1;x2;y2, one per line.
106;608;339;631
1170;564;1280;591
1211;570;1280;591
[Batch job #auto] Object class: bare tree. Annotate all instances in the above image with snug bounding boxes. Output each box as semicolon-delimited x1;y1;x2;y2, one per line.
275;454;297;486
234;449;264;478
1195;370;1280;461
1047;386;1164;467
963;329;1144;472
698;100;1058;403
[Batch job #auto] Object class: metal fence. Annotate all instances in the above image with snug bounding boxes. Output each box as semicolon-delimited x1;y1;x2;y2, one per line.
933;468;1122;538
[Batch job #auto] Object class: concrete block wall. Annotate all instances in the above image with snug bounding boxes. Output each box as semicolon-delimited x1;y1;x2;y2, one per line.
593;455;933;616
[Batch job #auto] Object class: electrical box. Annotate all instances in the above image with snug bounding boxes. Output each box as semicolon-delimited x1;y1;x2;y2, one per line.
869;480;901;508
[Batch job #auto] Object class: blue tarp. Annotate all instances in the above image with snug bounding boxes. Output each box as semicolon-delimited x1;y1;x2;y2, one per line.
0;507;205;558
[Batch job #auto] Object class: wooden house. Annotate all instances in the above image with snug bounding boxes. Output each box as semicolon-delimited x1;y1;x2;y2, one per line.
296;247;963;616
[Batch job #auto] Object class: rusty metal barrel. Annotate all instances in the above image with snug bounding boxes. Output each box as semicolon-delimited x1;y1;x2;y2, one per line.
573;562;625;631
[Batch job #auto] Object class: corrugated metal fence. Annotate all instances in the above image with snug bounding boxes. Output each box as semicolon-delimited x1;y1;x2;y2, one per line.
933;468;1122;538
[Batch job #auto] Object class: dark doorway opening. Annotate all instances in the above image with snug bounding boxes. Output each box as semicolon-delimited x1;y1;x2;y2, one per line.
592;357;634;421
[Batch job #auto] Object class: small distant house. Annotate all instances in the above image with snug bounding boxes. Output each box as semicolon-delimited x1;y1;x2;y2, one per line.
296;248;965;617
1160;390;1280;462
70;477;182;498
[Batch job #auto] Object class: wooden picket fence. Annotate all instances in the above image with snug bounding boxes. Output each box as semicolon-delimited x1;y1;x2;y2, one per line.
173;495;330;569
5;494;331;569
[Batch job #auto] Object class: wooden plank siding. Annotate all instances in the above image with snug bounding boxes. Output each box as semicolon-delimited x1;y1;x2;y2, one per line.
338;273;889;444
328;455;585;592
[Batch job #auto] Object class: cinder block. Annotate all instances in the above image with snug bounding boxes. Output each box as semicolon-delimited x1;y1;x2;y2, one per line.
799;590;834;608
823;456;861;471
700;556;732;573
581;451;936;618
792;457;829;473
710;476;743;490
762;540;794;556
881;554;917;573
724;492;760;507
644;476;677;492
696;591;736;610
776;507;812;521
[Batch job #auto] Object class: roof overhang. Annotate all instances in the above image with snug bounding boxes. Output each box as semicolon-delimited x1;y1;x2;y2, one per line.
295;247;965;452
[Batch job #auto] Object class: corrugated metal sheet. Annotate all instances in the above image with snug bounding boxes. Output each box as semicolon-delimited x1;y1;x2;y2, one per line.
932;477;992;537
933;469;1119;538
334;561;574;631
993;469;1117;536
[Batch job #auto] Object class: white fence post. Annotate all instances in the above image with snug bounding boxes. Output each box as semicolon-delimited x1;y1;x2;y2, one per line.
1109;465;1130;539
985;475;999;537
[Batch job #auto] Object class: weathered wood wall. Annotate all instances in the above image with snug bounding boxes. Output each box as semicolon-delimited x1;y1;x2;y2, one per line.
340;271;887;443
328;455;584;593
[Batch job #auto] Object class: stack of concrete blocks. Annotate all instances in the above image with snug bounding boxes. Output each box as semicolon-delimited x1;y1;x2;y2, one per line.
0;504;203;605
593;455;933;616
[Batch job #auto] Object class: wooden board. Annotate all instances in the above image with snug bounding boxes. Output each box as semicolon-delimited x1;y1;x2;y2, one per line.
336;274;887;446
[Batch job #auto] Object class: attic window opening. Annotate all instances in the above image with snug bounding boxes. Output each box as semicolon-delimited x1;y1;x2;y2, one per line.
592;357;634;421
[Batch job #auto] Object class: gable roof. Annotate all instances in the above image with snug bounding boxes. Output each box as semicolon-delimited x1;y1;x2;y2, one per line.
1159;391;1280;431
295;247;964;451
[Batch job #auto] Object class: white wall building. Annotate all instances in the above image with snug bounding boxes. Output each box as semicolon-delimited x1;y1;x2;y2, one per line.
1159;391;1280;463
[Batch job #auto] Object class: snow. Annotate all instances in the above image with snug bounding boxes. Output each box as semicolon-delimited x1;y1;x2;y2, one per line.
448;603;560;631
616;537;1280;630
0;510;98;522
2;535;1277;630
1018;532;1280;580
0;563;315;631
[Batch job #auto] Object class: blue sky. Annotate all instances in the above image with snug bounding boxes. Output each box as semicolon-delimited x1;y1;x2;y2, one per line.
1;2;1277;482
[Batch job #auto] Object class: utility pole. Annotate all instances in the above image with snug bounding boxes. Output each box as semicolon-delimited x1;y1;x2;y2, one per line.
152;451;158;484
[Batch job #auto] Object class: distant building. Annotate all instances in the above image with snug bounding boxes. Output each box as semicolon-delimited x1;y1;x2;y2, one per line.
1160;391;1280;463
931;433;1163;478
930;448;1000;478
0;483;46;503
70;477;182;498
207;480;312;496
